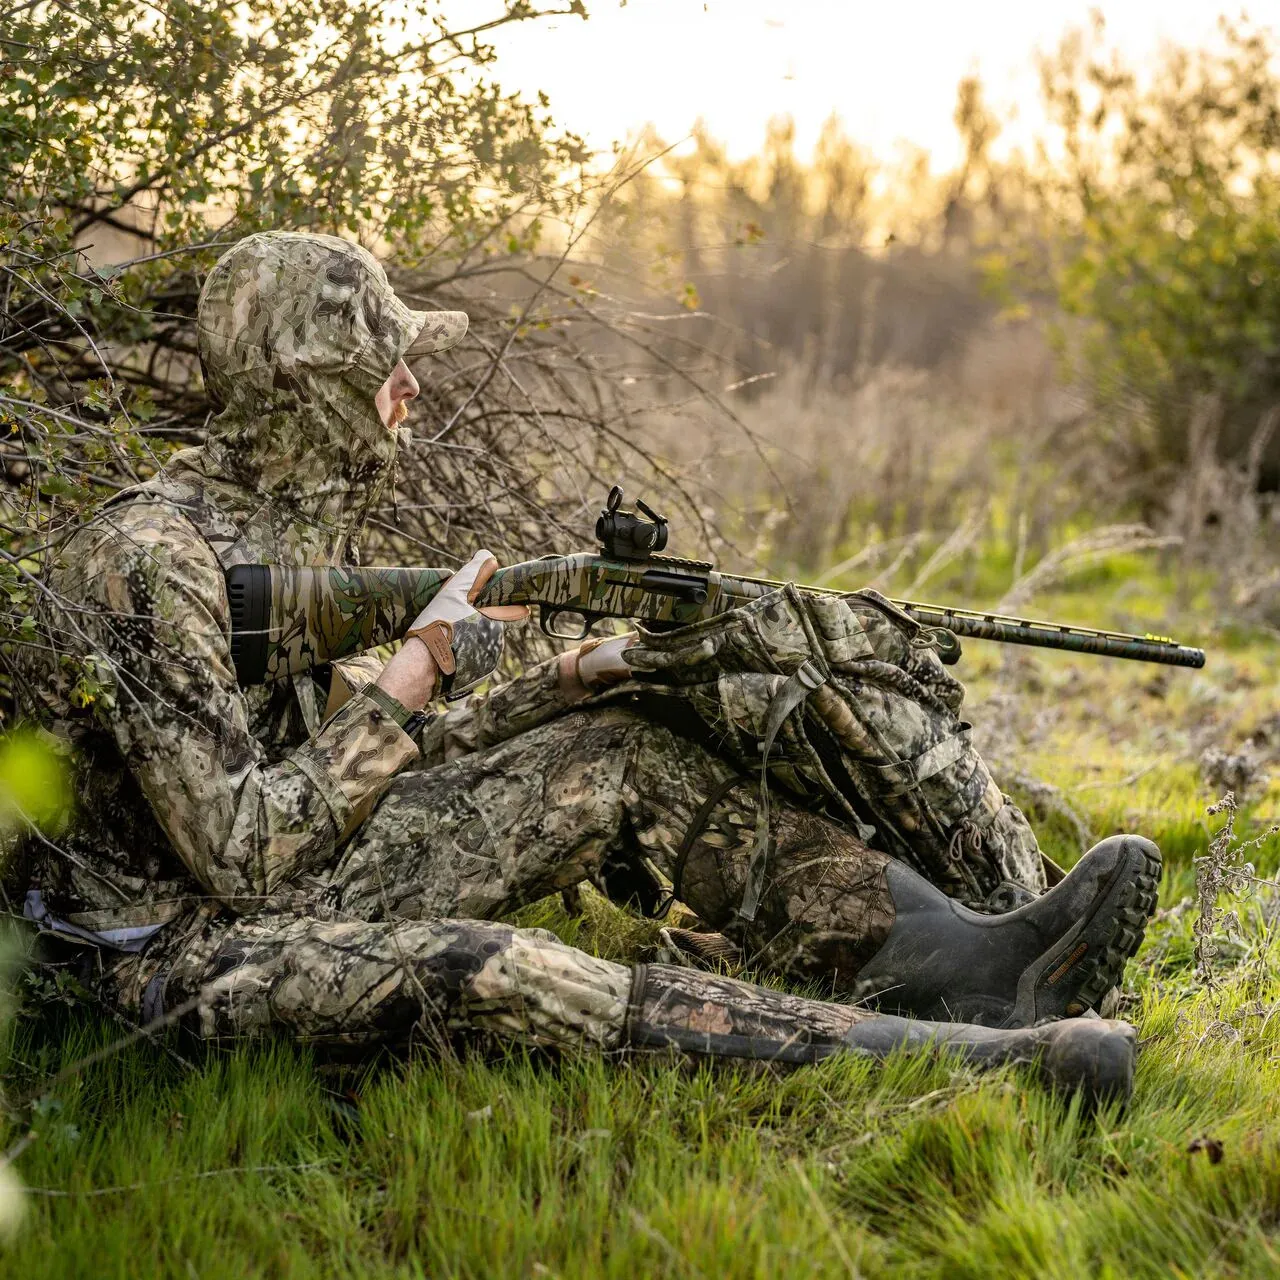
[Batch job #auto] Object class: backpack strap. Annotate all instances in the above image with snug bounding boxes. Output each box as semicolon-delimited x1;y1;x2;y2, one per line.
664;771;753;914
738;659;828;922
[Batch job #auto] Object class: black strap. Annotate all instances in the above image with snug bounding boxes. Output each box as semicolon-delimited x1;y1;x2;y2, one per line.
739;660;828;922
663;771;752;914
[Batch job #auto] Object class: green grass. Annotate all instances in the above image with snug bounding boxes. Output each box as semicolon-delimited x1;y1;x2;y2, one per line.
2;567;1278;1277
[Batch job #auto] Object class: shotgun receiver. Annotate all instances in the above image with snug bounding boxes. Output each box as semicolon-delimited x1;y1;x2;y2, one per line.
225;486;1206;686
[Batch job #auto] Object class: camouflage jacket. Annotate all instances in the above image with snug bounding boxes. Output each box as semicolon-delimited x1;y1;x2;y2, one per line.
15;232;567;940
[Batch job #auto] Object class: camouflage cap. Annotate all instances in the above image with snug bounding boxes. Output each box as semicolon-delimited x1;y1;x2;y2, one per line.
197;232;468;404
404;308;469;357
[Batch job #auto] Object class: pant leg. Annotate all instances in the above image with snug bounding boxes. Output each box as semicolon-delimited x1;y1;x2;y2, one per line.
328;706;644;922
158;913;633;1050
615;713;898;990
95;908;1138;1103
323;702;897;994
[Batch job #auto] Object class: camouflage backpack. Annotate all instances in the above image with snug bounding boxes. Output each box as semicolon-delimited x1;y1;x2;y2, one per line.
623;585;1048;917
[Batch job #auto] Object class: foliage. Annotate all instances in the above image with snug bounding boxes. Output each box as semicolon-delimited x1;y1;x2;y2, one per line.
0;729;68;836
1;0;589;478
0;727;69;1239
1011;17;1280;489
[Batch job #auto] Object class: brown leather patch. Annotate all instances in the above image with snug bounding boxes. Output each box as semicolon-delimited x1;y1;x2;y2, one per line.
1045;941;1089;986
408;619;456;674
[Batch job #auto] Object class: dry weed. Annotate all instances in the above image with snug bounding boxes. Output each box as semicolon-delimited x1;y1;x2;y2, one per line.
996;525;1181;613
1199;747;1266;801
1193;791;1280;990
1165;400;1280;622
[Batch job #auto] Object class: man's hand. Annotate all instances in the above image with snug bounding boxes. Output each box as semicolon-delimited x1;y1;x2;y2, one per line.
378;551;529;712
557;632;637;703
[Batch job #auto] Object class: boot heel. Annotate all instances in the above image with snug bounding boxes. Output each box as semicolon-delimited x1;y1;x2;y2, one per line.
1034;1019;1137;1107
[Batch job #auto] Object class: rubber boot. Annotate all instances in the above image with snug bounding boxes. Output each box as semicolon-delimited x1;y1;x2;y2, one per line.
626;963;1137;1107
839;1013;1136;1106
854;834;1161;1027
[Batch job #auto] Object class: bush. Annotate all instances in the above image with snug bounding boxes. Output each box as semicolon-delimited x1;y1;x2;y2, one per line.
1030;17;1280;492
1;0;707;712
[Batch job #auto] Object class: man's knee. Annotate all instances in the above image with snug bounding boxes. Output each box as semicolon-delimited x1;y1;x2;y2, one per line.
447;923;633;1050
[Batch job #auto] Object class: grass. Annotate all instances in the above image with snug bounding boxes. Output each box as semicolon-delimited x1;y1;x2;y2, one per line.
2;563;1278;1277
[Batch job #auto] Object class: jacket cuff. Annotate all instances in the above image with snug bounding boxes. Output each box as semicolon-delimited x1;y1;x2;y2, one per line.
362;681;417;729
289;688;420;841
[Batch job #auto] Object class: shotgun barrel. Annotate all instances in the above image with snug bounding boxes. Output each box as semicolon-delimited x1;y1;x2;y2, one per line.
898;602;1204;668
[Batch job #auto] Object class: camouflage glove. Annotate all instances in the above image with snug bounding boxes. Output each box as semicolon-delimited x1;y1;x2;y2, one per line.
406;550;528;698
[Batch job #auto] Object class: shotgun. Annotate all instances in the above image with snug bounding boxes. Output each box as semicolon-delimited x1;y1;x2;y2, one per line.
226;487;1206;686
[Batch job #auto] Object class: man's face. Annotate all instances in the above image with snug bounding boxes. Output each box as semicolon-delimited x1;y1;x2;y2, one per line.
374;360;420;428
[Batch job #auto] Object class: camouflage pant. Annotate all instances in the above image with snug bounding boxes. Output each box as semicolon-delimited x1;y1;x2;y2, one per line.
120;701;1004;1050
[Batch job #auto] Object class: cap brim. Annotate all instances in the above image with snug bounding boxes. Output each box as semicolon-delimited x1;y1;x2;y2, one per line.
403;308;469;357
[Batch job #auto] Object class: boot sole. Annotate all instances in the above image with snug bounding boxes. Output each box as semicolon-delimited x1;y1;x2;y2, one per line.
1011;837;1161;1027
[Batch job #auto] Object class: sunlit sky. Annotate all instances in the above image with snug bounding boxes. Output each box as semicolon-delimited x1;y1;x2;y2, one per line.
478;1;1268;170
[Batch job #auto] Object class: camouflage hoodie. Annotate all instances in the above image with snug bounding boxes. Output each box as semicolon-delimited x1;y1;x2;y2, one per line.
17;232;483;938
155;230;467;568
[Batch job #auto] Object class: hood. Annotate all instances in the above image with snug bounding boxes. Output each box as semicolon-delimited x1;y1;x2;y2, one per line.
137;231;467;566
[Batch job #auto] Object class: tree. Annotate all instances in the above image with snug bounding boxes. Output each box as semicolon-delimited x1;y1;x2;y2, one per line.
1035;16;1280;490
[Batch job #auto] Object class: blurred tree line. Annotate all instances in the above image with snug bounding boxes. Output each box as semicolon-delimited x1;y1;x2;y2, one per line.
599;110;999;382
603;15;1280;508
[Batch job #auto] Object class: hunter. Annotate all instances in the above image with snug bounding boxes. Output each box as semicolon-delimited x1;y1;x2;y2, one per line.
14;232;1161;1101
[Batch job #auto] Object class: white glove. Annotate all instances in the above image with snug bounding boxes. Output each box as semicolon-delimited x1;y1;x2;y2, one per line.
406;550;528;696
574;632;637;690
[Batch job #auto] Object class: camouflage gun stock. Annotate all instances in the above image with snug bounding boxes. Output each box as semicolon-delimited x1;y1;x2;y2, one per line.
226;486;1206;686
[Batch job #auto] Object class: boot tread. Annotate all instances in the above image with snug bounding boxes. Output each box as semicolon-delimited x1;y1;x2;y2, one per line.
1054;839;1161;1017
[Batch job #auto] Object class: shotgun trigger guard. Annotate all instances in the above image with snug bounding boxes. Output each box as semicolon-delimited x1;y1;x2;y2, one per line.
540;606;596;642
